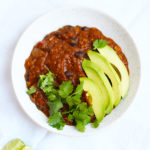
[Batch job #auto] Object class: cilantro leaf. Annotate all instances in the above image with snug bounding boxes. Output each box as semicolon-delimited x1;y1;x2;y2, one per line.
46;89;59;101
77;102;87;111
37;72;55;94
48;112;65;130
68;114;73;122
62;109;74;114
66;96;74;108
47;98;63;115
58;81;73;98
42;86;54;94
93;39;107;49
26;86;36;95
74;81;83;95
77;103;93;116
66;95;81;108
76;120;85;132
78;112;91;124
71;95;81;105
73;109;91;132
87;105;94;116
72;102;94;131
47;93;57;101
92;119;100;128
65;81;83;108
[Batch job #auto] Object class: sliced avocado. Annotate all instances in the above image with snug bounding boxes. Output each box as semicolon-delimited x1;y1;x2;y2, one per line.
88;51;121;106
97;45;129;98
82;59;114;114
80;77;105;122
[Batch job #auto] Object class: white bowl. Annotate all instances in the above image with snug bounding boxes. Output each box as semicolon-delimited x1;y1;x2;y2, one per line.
11;6;141;136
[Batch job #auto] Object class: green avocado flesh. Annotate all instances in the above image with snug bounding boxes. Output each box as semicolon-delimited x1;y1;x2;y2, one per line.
82;59;114;114
97;45;129;98
80;77;105;122
88;50;121;106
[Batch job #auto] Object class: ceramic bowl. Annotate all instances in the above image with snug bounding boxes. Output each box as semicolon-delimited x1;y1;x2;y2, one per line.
11;6;141;136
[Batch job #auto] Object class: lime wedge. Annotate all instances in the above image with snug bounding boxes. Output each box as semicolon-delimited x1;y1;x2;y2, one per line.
2;138;25;150
22;146;33;150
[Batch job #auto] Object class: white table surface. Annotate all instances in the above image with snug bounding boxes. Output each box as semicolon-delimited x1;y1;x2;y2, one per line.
0;0;150;149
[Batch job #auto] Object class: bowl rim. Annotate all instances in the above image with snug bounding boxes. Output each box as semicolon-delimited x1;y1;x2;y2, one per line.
11;5;141;136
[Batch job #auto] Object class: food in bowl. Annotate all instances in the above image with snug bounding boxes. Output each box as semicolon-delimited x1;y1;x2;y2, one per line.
25;25;129;132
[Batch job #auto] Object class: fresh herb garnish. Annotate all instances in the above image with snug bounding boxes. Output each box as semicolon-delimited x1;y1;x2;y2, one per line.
72;102;93;132
68;114;73;122
47;98;63;115
48;112;65;130
93;39;107;49
76;120;85;132
37;71;95;132
37;71;65;130
92;119;100;128
74;81;84;95
65;82;84;108
26;86;36;95
58;81;73;98
37;72;55;94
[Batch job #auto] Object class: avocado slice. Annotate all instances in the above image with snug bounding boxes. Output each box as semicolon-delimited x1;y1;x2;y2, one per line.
97;45;129;98
80;77;105;122
88;51;121;106
82;59;114;114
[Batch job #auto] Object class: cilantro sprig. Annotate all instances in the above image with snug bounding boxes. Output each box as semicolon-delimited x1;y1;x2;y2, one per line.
48;112;65;130
58;81;73;98
37;71;65;130
36;71;95;132
93;39;107;49
26;86;36;95
72;102;94;132
59;81;94;132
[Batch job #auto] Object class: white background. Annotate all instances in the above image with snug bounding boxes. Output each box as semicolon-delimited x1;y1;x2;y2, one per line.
0;0;150;149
